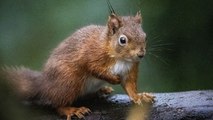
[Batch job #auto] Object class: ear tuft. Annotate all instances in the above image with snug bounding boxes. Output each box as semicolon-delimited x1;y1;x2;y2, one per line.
107;14;122;35
135;11;142;24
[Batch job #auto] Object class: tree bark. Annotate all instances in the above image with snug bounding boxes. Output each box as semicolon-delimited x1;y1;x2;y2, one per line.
34;90;213;120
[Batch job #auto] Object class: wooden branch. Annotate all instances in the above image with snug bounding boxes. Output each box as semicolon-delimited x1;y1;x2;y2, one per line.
34;90;213;120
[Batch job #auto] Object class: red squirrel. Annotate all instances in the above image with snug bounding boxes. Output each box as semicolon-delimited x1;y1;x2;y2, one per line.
2;6;155;120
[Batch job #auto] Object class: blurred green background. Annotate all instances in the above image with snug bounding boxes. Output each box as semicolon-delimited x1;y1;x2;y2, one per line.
0;0;213;119
1;0;213;92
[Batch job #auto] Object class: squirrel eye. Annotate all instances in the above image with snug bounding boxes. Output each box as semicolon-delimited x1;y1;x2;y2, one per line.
118;34;128;46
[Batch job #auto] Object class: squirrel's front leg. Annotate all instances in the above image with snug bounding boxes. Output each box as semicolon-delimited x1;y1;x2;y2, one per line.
88;65;121;85
122;63;155;105
122;80;155;105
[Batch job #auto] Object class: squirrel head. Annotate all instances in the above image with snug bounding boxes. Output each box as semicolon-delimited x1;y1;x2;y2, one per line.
106;11;146;62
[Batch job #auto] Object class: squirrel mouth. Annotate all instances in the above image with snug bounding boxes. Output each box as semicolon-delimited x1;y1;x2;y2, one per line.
124;57;143;62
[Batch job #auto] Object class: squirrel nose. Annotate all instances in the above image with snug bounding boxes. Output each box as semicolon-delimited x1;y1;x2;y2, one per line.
137;52;145;58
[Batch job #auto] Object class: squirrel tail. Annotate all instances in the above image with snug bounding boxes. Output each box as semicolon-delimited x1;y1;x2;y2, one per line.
1;66;42;100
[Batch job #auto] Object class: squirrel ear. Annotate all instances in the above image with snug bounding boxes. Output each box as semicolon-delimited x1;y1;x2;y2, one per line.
135;11;142;24
107;13;122;35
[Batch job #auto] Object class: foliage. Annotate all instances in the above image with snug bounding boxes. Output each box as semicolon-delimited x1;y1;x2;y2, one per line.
0;0;213;93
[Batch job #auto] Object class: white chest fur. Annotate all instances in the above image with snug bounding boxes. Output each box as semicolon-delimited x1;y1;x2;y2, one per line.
84;77;106;95
110;60;133;77
84;60;133;95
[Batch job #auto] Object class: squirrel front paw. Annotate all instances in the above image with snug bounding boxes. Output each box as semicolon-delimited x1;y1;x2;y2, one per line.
99;86;114;94
131;92;155;105
108;75;121;84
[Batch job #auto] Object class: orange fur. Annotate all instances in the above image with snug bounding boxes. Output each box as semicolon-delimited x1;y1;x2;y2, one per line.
2;11;154;119
121;62;140;102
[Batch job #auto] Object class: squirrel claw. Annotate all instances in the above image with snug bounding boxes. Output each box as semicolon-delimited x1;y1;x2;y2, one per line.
58;106;91;120
99;86;114;95
134;99;143;106
139;92;155;103
131;92;155;106
81;107;91;114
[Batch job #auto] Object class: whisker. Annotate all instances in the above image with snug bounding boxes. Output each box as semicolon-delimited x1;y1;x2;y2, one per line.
150;35;160;41
148;46;173;50
147;44;174;53
146;34;160;44
147;48;173;52
146;52;170;66
146;41;174;51
144;33;174;67
148;43;174;48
